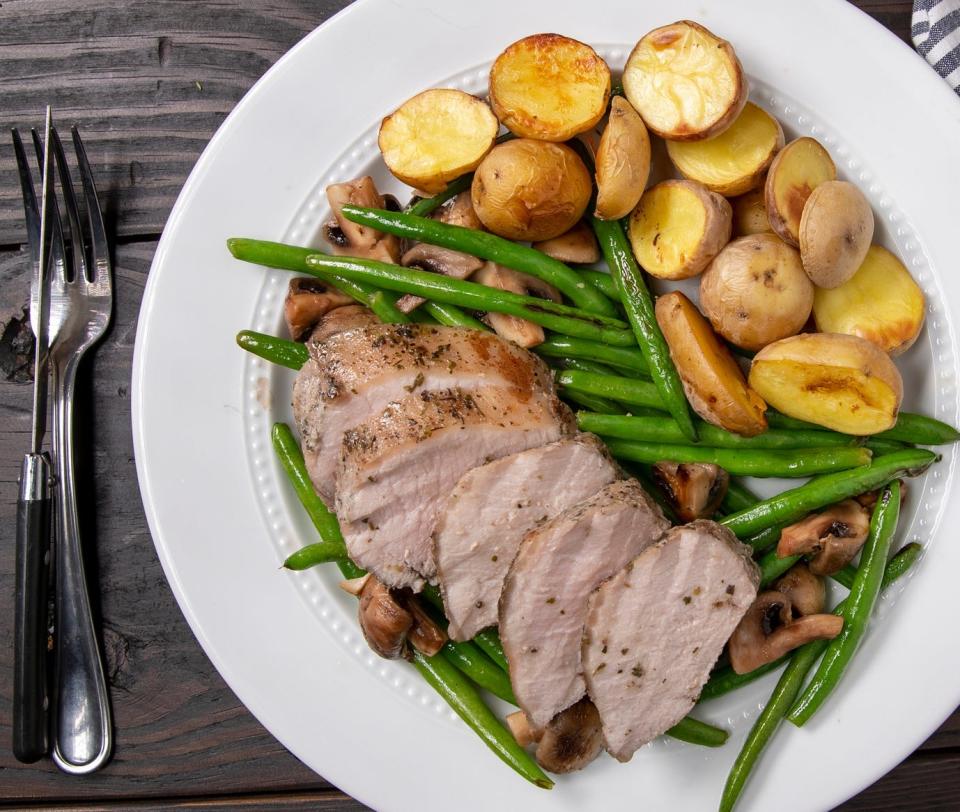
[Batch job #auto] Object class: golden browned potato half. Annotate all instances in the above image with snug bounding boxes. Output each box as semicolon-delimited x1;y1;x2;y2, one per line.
700;234;814;351
628;179;732;279
764;137;836;247
731;187;773;237
813;245;925;356
799;180;874;288
595;96;651;220
749;333;903;435
666;102;784;196
623;21;747;141
378;88;498;194
471;139;592;241
655;291;768;436
489;34;611;142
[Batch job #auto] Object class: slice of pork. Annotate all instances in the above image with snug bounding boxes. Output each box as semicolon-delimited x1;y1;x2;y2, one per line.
582;520;759;762
336;386;574;590
292;324;558;503
435;434;621;641
499;480;670;728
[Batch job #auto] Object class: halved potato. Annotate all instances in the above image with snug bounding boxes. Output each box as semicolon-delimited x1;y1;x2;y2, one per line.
595;96;651;220
731;187;772;237
666;103;784;196
764;137;836;247
749;333;903;435
627;179;732;279
799;181;874;288
378;88;499;194
489;34;611;141
471;139;592;241
813;245;926;356
623;21;747;141
700;234;813;351
655;291;768;436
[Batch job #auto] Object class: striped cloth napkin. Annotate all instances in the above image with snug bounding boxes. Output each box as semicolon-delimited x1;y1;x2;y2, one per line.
913;0;960;93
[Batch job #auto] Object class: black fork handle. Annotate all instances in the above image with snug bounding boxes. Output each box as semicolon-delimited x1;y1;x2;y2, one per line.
14;453;51;763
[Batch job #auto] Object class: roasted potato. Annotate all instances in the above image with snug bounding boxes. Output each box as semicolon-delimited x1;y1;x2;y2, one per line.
489;34;610;142
799;181;874;288
700;234;813;351
595;96;651;220
749;333;903;435
764;137;836;247
655;291;768;436
666;103;784;196
813;245;925;356
471;139;592;241
623;21;747;141
378;89;498;194
628;179;732;279
730;187;773;237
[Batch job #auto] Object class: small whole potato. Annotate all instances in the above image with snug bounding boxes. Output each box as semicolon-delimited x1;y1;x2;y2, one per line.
799;181;874;288
730;187;773;237
700;234;813;351
471;139;591;242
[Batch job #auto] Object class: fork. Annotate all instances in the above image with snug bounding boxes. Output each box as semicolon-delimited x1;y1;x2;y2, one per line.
40;126;114;773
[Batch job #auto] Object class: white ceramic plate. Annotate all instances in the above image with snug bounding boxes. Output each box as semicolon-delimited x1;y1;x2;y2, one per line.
132;1;960;809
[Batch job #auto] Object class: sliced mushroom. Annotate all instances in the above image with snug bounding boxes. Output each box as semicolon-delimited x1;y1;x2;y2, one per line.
435;190;485;231
506;711;544;748
395;243;484;313
532;221;600;264
323;176;401;263
650;462;730;522
777;499;870;575
307;304;380;344
284;277;355;340
474;263;561;348
728;591;843;674
535;697;604;774
357;576;413;660
772;562;825;617
405;597;448;656
339;573;371;597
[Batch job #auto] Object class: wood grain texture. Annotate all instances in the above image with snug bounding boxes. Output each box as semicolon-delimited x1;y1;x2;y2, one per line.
0;1;955;810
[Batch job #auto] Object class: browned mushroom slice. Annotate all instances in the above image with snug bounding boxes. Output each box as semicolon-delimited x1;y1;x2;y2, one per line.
405;597;448;656
395;243;484;313
728;591;843;674
435;190;485;231
532;221;600;264
535;697;604;774
771;562;825;617
506;711;544;747
356;576;414;660
284;277;355;341
651;461;730;522
306;304;380;344
777;499;870;575
324;176;401;263
474;263;562;348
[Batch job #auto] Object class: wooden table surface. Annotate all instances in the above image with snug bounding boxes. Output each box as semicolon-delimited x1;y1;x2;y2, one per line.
1;1;957;809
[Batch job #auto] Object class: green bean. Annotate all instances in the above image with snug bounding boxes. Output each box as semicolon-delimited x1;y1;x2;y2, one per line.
282;541;347;571
300;253;639;347
440;639;517;705
666;716;729;747
830;563;859;591
865;438;909;456
339;206;617;317
557;370;666;411
227;238;410;324
788;482;900;726
561;387;627;416
412;650;553;789
744;524;784;553
592;216;697;440
422;301;489;331
766;410;960;445
237;330;309;370
719;541;921;811
473;630;509;672
722;479;761;515
604;440;872;478
758;550;801;586
719;449;938;538
578;413;857;450
699;658;789;703
580;270;620;301
406;174;473;217
536;336;649;375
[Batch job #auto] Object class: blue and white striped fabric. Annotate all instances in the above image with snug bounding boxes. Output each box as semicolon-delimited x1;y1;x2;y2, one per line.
913;0;960;94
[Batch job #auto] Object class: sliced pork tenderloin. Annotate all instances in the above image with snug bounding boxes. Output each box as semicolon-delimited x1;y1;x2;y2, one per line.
582;519;759;762
292;324;558;502
435;434;621;641
499;480;670;728
336;386;574;589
